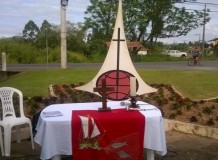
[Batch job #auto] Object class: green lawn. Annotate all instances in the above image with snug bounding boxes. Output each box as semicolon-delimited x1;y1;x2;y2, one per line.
0;69;218;100
138;70;218;100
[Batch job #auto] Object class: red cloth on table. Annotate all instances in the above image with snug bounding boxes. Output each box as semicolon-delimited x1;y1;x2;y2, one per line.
72;109;145;160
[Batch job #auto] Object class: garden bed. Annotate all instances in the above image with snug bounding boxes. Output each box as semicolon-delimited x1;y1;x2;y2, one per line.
24;83;218;129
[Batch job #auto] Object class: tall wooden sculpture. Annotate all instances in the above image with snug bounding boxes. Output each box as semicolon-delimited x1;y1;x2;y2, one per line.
75;0;157;101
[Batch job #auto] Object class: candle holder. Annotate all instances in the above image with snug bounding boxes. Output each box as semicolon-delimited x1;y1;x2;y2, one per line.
128;96;139;108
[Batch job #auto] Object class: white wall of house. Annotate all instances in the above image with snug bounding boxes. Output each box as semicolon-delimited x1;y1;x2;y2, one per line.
137;50;148;55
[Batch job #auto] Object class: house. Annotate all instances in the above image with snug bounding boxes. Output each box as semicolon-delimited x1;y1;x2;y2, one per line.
207;38;218;54
208;38;218;46
105;41;148;55
137;47;149;55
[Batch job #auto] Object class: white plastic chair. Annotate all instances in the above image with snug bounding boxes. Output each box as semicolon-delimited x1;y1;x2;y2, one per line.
0;127;3;156
0;87;34;156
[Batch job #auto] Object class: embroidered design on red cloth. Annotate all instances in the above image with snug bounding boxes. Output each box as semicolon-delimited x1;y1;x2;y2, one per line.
78;115;102;150
104;132;140;159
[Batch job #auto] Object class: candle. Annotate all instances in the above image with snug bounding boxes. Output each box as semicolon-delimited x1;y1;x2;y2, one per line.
130;77;136;96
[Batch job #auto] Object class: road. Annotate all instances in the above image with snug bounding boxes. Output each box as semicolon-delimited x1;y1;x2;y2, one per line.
3;60;218;71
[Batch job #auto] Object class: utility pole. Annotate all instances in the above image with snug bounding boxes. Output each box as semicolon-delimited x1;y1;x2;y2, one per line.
60;0;69;69
45;29;49;69
1;52;6;71
202;4;206;55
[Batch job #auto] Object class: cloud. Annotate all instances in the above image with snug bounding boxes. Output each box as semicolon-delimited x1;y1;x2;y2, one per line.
0;0;90;37
0;0;217;44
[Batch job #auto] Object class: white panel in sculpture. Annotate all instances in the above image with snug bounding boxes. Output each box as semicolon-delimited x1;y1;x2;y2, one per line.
75;0;157;101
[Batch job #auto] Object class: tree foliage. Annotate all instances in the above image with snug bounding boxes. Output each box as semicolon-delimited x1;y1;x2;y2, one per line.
36;20;60;49
84;0;117;37
0;18;89;64
162;7;209;38
22;20;39;43
82;0;118;55
0;38;38;63
84;0;210;47
66;22;86;53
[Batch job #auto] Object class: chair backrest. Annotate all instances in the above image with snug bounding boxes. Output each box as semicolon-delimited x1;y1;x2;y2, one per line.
0;87;24;120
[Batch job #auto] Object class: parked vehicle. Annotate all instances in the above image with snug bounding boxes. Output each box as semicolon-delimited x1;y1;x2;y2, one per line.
163;50;187;58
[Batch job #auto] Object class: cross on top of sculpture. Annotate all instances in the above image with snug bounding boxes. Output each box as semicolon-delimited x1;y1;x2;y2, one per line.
113;27;125;77
93;79;114;111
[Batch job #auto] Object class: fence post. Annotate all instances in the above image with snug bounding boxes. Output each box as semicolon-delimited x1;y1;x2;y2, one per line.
2;52;6;71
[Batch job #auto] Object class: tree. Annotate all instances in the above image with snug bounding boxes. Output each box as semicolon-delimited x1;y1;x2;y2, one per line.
83;0;121;55
84;0;210;47
84;0;117;37
161;7;209;38
22;20;39;43
137;0;173;44
66;22;86;53
36;20;60;49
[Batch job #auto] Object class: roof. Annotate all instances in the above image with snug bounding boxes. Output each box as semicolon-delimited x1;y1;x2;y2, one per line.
106;41;143;48
208;38;218;42
106;41;149;51
138;47;148;51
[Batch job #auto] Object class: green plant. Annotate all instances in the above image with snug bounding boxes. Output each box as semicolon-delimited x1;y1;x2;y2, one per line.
211;105;216;110
184;104;192;111
176;110;182;116
202;107;213;115
190;116;198;122
170;103;181;110
206;118;214;125
169;113;177;119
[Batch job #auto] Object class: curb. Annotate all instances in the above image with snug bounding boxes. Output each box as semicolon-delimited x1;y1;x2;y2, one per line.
164;118;218;140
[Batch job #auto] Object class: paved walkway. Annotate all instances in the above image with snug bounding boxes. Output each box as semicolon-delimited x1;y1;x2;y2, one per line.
155;131;218;160
1;131;218;160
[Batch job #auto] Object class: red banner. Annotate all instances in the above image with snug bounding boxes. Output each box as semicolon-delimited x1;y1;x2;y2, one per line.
72;109;145;160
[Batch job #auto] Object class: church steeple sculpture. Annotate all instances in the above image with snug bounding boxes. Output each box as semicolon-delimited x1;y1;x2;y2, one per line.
75;0;157;101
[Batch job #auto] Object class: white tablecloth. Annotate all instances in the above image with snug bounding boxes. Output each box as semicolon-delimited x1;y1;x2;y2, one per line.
34;101;167;160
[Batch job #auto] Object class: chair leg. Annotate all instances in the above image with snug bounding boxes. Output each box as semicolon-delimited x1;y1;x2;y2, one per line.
0;127;4;156
16;126;21;143
28;122;35;149
4;126;12;156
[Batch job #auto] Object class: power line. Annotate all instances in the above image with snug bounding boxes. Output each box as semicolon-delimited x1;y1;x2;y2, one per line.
208;10;218;12
174;0;218;6
174;1;218;12
178;8;218;12
184;1;218;6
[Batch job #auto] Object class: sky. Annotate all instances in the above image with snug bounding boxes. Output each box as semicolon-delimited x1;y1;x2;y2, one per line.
0;0;218;44
0;0;90;37
159;0;218;44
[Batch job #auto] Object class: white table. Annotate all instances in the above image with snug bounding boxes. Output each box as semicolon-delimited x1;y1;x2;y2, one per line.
34;101;167;160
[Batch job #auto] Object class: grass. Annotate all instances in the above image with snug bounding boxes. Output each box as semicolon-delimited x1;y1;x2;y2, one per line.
0;69;218;100
138;70;218;100
0;69;97;97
